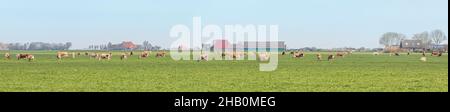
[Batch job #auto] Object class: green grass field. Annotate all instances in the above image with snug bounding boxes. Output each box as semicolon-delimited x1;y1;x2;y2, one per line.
0;51;448;92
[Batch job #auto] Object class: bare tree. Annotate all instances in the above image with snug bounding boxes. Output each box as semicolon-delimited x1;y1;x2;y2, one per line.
430;29;447;45
412;31;431;49
380;32;405;47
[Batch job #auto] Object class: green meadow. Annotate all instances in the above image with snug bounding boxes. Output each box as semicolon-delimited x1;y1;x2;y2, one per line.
0;51;447;92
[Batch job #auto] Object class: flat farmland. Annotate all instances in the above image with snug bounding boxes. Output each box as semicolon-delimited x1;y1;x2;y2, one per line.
0;51;447;92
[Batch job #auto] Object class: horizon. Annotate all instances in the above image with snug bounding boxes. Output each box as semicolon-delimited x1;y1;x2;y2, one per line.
0;0;448;49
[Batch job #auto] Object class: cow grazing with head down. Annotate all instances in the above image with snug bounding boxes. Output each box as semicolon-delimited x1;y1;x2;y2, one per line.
4;53;11;60
199;53;209;61
258;52;270;61
89;53;98;59
57;52;70;60
16;54;34;62
120;53;128;60
292;52;304;58
316;53;322;61
431;51;440;56
97;53;112;60
327;54;335;61
336;52;345;58
156;52;166;58
140;51;150;59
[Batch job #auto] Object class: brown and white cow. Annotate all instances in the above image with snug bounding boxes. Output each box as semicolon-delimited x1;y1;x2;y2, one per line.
431;51;440;56
155;52;166;58
316;53;322;61
16;54;34;62
120;53;128;60
336;52;345;57
258;52;270;61
140;51;150;59
97;53;112;60
199;53;209;61
292;52;304;58
89;53;98;59
4;53;11;60
328;54;335;61
56;52;71;60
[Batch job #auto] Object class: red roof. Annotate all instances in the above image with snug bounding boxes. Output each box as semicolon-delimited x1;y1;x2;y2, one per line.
122;41;136;49
213;40;230;49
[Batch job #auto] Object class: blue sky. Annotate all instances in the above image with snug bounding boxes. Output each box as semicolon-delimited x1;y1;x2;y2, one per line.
0;0;448;49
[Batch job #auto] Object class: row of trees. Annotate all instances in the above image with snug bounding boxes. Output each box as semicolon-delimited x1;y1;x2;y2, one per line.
88;41;162;51
379;29;447;48
0;42;72;50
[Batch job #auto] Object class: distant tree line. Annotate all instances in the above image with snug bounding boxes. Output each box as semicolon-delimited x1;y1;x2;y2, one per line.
0;42;72;50
88;41;162;51
379;29;447;49
289;47;381;52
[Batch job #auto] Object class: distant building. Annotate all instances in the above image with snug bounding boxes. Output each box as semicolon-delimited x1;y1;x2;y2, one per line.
400;40;424;51
432;44;448;52
213;39;231;52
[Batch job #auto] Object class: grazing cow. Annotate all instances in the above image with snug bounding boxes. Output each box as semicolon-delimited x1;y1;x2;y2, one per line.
120;53;128;60
4;53;11;60
221;53;226;58
246;52;256;58
97;53;112;60
336;52;345;57
199;53;209;61
346;51;353;55
431;51;439;56
89;53;98;59
140;51;150;59
155;52;166;58
316;53;322;61
232;52;245;59
56;52;70;60
327;54;335;61
258;52;270;61
292;52;304;58
16;54;34;62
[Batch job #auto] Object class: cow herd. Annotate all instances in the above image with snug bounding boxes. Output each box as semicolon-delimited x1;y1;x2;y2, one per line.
1;51;168;62
1;50;446;62
285;51;350;62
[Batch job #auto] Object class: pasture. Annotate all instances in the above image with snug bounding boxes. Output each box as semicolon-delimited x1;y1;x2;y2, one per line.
0;51;448;92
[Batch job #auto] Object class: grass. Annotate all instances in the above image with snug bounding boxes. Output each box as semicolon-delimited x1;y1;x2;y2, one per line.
0;51;447;92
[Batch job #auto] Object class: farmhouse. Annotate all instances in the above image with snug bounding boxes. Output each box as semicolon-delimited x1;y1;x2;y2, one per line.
400;40;424;51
